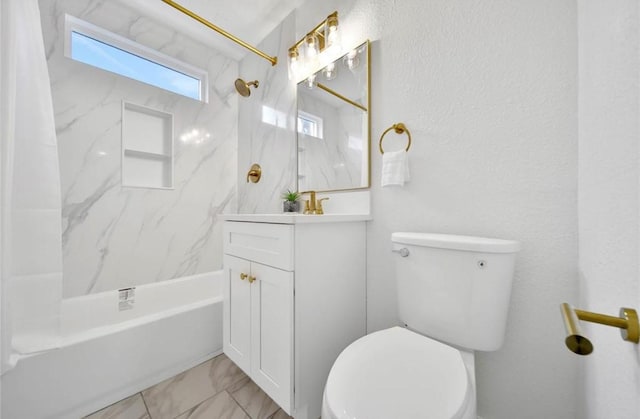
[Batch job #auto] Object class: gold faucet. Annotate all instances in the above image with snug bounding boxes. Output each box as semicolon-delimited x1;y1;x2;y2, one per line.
301;191;316;214
300;191;330;215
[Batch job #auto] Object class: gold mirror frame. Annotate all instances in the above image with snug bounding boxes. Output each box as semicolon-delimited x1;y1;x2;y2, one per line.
296;40;370;193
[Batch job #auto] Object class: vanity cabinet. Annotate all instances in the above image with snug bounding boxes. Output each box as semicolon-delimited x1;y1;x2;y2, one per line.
222;216;367;419
223;223;294;411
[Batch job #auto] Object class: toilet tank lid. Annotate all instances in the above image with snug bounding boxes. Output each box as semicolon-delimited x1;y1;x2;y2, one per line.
392;232;521;253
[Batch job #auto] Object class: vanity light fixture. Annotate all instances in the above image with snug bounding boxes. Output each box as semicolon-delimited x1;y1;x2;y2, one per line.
288;11;340;80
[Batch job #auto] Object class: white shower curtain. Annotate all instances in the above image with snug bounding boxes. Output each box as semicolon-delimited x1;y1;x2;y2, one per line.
0;0;63;372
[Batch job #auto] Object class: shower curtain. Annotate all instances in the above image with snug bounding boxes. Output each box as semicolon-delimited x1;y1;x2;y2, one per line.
0;0;63;372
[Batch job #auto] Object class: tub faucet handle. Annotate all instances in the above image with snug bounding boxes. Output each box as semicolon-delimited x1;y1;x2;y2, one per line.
246;164;262;183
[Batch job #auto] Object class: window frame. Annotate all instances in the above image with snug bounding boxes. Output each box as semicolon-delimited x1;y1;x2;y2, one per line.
297;110;324;139
64;14;208;102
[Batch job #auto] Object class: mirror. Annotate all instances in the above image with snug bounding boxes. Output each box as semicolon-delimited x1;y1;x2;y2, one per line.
297;40;370;192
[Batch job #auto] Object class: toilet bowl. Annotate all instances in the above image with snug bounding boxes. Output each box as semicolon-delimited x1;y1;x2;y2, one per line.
322;327;475;419
322;232;520;419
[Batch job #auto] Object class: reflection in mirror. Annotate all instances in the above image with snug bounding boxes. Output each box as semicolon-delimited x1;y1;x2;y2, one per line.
297;41;369;192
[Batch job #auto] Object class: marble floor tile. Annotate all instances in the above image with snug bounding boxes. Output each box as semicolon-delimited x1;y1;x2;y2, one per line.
229;377;281;419
84;393;149;419
175;391;249;419
268;408;293;419
142;354;248;419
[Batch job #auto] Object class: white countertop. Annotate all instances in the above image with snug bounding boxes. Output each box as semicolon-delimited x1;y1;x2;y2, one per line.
221;213;372;224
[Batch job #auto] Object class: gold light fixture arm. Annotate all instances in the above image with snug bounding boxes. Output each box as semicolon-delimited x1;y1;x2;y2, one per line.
560;303;640;356
161;0;277;66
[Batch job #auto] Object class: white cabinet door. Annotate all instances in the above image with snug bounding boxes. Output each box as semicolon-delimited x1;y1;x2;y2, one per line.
223;255;252;375
250;262;294;414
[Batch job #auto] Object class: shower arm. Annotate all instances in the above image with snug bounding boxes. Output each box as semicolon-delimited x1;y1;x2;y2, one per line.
161;0;278;66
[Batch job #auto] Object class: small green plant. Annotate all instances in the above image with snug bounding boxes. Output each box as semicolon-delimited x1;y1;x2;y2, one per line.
282;189;300;202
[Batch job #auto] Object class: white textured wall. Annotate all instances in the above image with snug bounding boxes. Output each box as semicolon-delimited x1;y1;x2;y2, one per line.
578;1;640;418
39;0;238;297
298;1;580;418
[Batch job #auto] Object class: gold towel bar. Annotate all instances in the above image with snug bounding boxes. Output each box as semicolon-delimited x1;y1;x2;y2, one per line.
379;123;411;154
560;302;639;355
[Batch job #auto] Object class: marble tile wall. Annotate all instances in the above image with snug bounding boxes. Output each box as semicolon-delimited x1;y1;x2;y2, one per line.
38;0;238;297
237;13;297;214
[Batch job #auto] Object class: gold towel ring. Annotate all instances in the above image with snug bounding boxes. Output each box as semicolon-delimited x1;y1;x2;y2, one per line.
379;123;411;154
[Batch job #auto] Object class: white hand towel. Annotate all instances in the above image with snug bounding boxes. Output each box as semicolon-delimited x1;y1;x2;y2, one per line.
381;150;410;187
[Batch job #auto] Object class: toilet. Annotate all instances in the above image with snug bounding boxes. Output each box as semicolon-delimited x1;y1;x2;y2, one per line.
322;232;521;419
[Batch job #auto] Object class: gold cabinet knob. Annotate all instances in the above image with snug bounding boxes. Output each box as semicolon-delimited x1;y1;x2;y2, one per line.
248;275;256;284
240;273;248;280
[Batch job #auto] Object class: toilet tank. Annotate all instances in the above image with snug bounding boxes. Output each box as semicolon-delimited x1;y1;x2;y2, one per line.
392;232;521;351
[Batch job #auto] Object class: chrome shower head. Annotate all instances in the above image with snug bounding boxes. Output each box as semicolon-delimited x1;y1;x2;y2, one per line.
235;78;259;97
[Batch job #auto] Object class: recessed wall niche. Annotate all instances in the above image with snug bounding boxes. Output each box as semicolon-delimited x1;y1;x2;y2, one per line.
121;102;174;189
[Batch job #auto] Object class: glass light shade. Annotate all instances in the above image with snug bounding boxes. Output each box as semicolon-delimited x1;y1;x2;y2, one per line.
305;33;320;60
304;73;316;89
325;16;340;50
343;49;360;70
288;48;300;80
323;62;337;80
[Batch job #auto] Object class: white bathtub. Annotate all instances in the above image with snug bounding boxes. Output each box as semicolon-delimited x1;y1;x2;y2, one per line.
1;271;223;419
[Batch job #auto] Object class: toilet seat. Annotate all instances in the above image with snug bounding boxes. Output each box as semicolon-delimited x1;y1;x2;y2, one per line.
322;327;470;419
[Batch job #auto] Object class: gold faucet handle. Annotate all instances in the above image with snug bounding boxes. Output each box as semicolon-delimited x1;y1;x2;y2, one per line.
316;197;330;215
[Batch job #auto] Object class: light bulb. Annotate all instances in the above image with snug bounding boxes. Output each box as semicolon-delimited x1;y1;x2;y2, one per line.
288;48;300;80
343;49;360;70
325;15;340;51
305;33;319;60
305;73;316;89
323;62;337;80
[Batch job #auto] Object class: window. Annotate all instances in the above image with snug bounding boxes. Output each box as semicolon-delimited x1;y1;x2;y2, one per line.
64;15;208;102
297;111;323;139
